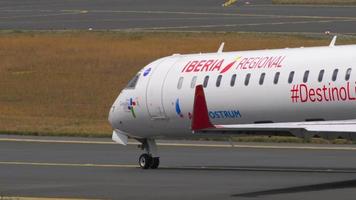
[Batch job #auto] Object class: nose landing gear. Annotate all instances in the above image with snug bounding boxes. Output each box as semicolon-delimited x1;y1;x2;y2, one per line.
138;138;160;169
139;153;160;169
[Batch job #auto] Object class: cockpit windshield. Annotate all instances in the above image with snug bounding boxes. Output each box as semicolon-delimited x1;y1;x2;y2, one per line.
125;73;140;89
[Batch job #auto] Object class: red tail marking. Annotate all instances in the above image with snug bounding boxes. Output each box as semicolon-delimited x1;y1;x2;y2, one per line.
191;85;215;131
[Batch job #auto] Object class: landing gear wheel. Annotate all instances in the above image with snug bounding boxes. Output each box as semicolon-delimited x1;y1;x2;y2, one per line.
150;157;160;169
139;153;152;169
137;139;159;169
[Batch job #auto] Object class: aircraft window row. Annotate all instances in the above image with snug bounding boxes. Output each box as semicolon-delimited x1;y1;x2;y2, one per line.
191;76;197;88
274;72;280;84
332;69;339;81
303;70;309;83
177;77;184;89
259;73;266;85
230;74;237;86
245;73;251;86
177;68;352;89
216;75;222;87
318;70;325;82
203;75;209;88
288;71;295;84
346;68;352;81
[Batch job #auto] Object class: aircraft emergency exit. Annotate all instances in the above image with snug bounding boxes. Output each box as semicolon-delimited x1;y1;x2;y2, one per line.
108;36;356;169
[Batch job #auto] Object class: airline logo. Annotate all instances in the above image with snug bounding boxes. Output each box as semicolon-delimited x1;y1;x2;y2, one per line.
127;98;138;118
181;55;285;74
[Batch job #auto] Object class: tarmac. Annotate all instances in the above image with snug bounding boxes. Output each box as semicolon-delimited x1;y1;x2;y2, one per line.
0;135;355;200
0;0;356;34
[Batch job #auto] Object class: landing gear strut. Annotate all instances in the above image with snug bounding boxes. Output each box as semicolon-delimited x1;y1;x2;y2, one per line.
138;138;160;169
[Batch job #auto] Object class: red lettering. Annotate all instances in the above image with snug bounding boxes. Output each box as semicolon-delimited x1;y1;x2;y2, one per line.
211;59;224;71
182;61;191;72
249;57;259;69
245;58;253;69
209;59;219;71
265;57;275;68
316;88;323;102
347;82;356;100
186;61;198;72
183;55;286;73
237;58;248;69
322;85;329;101
293;82;356;103
194;60;206;72
201;60;214;72
331;87;339;101
339;87;347;101
308;88;316;102
271;56;283;68
300;84;308;103
257;57;267;68
277;56;285;68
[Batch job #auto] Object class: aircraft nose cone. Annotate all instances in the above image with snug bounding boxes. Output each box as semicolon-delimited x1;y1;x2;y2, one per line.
108;105;116;127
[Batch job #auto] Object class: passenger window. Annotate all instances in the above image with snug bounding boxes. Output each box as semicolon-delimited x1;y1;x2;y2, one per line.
332;69;339;81
274;72;280;84
318;70;324;82
259;73;265;85
245;73;251;86
345;68;352;81
216;75;222;87
203;76;209;88
303;70;309;83
191;76;197;88
230;74;237;87
177;77;184;89
125;73;140;89
288;71;295;84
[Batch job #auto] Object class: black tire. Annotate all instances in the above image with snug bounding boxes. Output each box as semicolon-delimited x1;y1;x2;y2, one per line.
139;153;152;169
150;157;160;169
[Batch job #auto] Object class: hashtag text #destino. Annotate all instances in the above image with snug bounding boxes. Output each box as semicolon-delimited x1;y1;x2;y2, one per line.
290;82;356;103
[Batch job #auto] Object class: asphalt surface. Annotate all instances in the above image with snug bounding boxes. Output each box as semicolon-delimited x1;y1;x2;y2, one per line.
0;136;356;199
1;0;356;33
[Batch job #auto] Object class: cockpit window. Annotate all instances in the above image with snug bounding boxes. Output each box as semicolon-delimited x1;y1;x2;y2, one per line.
125;73;140;89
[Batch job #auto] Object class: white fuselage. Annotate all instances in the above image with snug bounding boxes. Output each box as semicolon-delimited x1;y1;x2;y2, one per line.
108;45;356;139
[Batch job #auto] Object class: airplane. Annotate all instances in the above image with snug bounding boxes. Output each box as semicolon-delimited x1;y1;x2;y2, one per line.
108;36;356;169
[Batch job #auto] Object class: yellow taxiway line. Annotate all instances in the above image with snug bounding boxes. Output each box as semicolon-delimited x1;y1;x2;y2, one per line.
0;137;356;151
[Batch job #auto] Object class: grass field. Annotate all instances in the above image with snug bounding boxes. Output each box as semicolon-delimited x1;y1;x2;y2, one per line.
1;31;356;139
272;0;356;4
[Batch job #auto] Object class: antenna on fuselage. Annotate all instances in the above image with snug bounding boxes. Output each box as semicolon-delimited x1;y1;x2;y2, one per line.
217;42;225;53
329;35;337;47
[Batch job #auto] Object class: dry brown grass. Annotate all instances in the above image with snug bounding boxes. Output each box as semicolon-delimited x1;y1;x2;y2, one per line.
272;0;356;4
0;31;355;136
